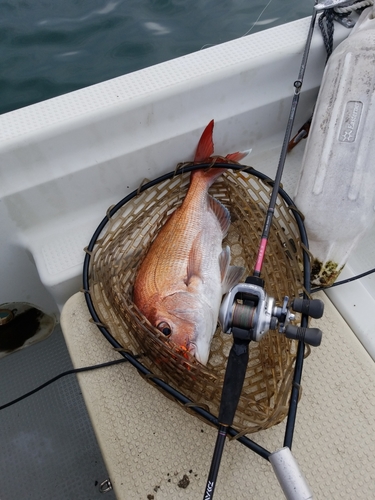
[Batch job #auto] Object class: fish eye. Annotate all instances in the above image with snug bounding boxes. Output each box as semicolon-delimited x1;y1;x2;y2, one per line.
157;321;172;336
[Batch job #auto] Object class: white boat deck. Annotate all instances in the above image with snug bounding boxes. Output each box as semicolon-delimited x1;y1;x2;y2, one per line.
61;290;375;499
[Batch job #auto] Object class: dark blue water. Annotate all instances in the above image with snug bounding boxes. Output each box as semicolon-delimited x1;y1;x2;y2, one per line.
0;0;312;115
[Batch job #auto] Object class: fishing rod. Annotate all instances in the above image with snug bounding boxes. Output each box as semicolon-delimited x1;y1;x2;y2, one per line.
202;2;333;499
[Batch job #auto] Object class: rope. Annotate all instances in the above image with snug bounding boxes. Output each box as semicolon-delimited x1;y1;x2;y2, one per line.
319;0;375;60
335;0;373;13
318;9;335;60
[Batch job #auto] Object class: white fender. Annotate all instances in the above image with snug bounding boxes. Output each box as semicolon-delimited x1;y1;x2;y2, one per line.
294;7;375;286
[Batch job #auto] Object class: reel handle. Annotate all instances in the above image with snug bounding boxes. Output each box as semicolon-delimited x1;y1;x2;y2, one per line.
284;325;322;347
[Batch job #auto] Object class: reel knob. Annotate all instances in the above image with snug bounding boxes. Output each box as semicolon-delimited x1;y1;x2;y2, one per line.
284;325;322;347
269;316;278;331
291;298;324;319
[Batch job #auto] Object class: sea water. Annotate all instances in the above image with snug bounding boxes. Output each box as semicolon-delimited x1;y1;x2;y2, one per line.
0;0;312;115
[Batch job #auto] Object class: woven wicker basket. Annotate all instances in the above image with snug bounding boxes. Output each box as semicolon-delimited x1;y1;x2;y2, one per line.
88;167;305;434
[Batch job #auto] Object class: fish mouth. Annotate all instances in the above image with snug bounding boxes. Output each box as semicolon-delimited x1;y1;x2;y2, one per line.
187;340;206;363
172;339;197;361
187;342;196;356
172;336;206;364
187;342;209;365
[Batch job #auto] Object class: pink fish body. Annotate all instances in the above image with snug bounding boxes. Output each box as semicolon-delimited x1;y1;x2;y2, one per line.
133;120;245;365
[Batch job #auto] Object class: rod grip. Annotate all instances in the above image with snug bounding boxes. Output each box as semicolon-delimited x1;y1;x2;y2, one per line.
218;337;250;425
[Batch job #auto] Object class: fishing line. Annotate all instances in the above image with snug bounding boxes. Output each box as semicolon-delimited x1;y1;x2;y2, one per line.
200;0;273;49
241;0;274;37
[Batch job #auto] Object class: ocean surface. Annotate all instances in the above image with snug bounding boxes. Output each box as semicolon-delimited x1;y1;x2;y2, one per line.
1;0;313;115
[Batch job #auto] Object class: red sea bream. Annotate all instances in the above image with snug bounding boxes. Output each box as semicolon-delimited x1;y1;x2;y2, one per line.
133;120;245;365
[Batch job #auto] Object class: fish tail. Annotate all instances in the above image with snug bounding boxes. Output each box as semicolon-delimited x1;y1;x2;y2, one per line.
192;119;249;185
192;120;224;186
225;150;249;162
194;119;215;162
194;120;250;164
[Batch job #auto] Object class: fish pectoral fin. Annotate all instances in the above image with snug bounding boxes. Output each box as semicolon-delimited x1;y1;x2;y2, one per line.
219;246;245;293
222;265;245;294
219;246;230;282
208;195;231;236
186;233;204;287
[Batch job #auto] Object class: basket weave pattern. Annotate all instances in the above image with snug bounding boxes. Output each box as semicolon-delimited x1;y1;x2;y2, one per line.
89;169;304;433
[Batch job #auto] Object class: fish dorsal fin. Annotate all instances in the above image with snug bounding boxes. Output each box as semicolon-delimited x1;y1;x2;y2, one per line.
194;120;214;162
208;195;231;236
219;247;245;293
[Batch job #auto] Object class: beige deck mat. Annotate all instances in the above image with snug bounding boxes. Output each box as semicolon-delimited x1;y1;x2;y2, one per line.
61;291;375;499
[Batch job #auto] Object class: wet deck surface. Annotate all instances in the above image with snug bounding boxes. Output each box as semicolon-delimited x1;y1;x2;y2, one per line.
0;324;115;500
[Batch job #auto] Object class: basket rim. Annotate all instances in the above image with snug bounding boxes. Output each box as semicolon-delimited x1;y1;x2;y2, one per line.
82;162;312;447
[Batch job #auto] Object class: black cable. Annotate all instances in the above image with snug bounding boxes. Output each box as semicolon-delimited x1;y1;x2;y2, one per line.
0;357;129;411
0;346;270;458
310;267;375;294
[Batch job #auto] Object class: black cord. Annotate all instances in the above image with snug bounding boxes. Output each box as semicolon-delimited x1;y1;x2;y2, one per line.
311;267;375;294
0;357;129;411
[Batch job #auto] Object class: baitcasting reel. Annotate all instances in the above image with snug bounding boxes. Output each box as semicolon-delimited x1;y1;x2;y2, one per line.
219;277;324;346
